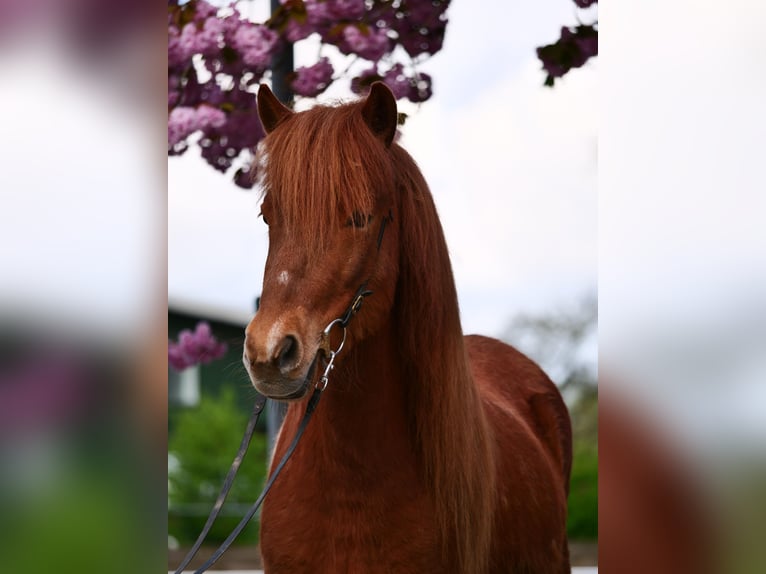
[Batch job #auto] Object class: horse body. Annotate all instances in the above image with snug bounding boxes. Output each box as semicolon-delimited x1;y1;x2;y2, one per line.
468;335;572;573
245;83;572;573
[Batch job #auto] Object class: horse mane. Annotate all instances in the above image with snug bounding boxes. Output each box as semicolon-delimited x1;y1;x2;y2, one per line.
260;98;496;572
390;144;496;573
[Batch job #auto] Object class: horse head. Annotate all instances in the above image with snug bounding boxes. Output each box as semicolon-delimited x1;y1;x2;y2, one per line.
244;83;401;400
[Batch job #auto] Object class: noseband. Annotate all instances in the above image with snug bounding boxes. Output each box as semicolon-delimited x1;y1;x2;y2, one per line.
172;211;392;573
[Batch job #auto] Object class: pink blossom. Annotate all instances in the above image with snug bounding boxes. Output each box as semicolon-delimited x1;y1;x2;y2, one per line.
221;14;243;43
342;25;390;62
178;22;201;61
380;64;433;103
285;0;334;42
305;0;333;22
285;21;312;43
328;0;366;20
232;23;279;68
196;104;227;129
382;64;411;99
406;1;446;29
168;107;198;147
168;343;190;371
168;322;228;371
168;26;184;67
397;21;445;57
291;57;334;97
168;105;226;147
196;17;225;56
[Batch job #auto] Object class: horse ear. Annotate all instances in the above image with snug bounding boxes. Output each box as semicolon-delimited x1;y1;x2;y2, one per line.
258;84;294;133
361;82;397;147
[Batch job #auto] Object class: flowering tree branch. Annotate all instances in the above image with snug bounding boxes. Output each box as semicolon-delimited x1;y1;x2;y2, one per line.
536;0;597;87
168;0;450;189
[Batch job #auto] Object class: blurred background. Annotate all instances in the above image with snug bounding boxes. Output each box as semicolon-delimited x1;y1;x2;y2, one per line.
0;1;164;573
599;2;766;572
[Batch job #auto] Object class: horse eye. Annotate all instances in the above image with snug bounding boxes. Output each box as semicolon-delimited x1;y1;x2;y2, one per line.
346;211;372;228
259;211;269;226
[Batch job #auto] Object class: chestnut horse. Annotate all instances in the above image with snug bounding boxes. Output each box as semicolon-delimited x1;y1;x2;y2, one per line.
244;83;572;574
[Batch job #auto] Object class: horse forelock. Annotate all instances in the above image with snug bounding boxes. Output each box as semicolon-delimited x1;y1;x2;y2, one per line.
257;101;395;257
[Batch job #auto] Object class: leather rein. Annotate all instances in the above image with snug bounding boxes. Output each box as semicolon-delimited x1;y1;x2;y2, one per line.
172;212;391;573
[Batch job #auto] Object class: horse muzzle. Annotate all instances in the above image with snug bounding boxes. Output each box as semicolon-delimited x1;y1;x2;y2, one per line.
243;320;320;400
243;352;316;400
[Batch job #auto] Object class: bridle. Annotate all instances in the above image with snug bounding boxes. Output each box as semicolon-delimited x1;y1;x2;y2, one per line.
172;210;392;573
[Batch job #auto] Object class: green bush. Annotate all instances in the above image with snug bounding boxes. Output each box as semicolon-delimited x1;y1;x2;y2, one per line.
566;388;598;540
567;440;598;539
169;388;268;545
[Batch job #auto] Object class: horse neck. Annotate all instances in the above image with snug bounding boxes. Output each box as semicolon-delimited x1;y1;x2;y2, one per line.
298;318;414;473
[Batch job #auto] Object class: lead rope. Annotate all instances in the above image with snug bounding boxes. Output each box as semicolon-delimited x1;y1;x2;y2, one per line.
172;394;268;574
172;211;391;572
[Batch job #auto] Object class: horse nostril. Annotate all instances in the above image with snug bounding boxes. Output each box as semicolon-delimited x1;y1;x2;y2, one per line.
275;335;300;371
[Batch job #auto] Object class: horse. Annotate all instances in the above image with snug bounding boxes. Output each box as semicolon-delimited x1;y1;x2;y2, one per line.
243;82;572;574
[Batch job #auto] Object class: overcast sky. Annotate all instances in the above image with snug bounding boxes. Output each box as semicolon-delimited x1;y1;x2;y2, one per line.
168;0;598;342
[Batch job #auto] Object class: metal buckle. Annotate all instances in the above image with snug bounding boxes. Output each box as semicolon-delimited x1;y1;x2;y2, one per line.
320;318;346;354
